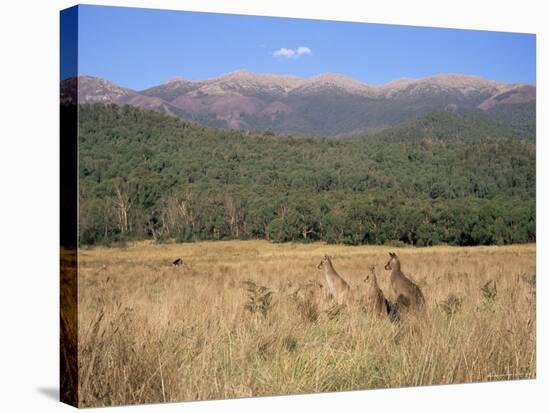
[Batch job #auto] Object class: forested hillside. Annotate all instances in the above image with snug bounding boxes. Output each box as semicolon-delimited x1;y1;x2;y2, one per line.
77;104;535;246
368;111;521;142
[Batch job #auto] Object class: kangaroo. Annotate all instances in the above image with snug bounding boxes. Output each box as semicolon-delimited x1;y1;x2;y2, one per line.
363;266;390;318
317;254;350;303
384;252;425;311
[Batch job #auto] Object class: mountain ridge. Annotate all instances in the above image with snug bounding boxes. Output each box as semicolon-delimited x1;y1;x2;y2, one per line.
61;71;535;136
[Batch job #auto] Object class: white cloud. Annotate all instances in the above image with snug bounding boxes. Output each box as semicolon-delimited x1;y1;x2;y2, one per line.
296;46;312;57
272;46;312;58
273;47;296;58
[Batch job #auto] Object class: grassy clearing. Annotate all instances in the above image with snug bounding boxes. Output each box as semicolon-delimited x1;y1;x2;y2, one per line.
76;241;536;407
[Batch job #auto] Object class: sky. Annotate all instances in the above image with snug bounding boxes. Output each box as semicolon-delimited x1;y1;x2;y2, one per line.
61;5;536;90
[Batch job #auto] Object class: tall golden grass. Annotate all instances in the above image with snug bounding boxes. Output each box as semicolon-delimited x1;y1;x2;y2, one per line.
76;241;536;407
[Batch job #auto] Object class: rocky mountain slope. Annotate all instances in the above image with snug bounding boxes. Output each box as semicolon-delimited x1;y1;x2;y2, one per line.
61;71;535;137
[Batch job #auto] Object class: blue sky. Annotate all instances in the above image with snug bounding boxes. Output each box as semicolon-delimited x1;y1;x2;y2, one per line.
63;5;536;90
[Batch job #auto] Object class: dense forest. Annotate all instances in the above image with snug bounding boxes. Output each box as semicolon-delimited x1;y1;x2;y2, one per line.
76;104;535;246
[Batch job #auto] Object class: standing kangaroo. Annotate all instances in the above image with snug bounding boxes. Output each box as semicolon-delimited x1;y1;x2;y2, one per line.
317;254;350;303
384;252;425;311
363;266;390;318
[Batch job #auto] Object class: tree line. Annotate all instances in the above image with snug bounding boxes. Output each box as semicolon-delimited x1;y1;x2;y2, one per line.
77;104;535;247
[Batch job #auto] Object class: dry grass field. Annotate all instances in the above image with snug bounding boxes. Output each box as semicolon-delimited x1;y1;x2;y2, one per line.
75;240;536;407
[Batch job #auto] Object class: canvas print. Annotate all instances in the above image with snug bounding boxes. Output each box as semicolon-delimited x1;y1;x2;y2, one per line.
60;5;536;408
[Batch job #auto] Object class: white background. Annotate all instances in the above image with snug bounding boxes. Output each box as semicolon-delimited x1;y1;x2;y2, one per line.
0;0;547;411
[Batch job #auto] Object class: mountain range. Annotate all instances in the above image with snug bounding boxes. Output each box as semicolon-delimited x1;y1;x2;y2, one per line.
61;71;535;137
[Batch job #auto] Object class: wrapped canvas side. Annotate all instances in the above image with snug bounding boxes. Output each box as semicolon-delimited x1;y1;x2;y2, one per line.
60;5;79;407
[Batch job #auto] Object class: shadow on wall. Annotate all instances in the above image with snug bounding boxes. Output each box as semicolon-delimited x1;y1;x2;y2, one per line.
36;387;59;401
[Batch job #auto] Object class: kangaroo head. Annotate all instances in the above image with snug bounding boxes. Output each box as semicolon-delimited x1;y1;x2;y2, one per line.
317;254;331;269
363;265;376;283
384;252;400;271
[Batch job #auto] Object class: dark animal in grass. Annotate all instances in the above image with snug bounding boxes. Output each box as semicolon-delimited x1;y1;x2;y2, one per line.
172;258;184;267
